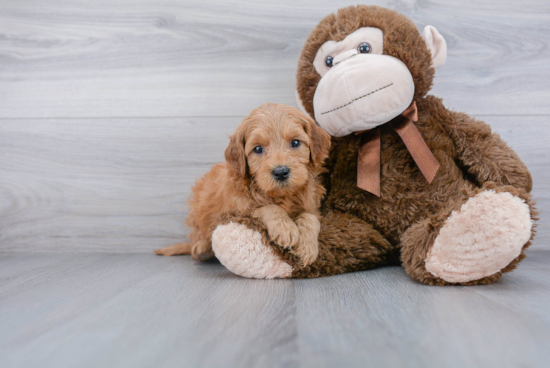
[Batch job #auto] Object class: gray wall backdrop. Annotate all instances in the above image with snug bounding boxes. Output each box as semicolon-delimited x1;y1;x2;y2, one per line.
0;0;548;252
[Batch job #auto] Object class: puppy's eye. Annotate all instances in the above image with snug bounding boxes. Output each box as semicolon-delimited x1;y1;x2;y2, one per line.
358;42;371;54
253;146;263;154
291;140;301;148
325;56;334;68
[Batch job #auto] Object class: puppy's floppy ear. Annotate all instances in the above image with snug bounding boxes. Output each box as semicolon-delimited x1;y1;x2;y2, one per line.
224;123;248;178
297;111;331;168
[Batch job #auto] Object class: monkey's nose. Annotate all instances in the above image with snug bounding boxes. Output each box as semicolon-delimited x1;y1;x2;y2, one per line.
333;49;358;66
272;166;290;181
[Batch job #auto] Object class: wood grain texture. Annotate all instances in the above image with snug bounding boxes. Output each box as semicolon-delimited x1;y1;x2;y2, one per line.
0;0;549;118
0;0;548;253
0;116;547;252
0;117;240;252
1;252;549;368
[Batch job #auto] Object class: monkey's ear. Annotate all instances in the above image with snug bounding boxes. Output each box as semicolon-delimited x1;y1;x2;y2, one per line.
422;25;447;69
224;126;248;179
295;90;314;120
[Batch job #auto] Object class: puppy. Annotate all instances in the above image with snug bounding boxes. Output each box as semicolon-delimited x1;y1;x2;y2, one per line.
155;103;331;266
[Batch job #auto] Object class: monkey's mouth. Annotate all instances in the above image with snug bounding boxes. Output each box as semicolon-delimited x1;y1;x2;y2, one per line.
320;83;393;115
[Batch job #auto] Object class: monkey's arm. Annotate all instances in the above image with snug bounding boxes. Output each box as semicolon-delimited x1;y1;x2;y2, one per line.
213;210;396;279
444;110;532;193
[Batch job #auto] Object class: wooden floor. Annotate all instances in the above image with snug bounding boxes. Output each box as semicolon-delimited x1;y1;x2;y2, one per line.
1;251;549;368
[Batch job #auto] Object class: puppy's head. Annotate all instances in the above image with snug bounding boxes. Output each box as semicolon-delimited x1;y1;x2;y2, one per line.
225;103;331;194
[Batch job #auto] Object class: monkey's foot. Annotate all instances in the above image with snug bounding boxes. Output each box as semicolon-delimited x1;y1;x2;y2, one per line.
425;190;533;283
212;222;293;279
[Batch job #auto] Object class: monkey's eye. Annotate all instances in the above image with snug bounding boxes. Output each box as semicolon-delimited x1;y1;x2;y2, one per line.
291;140;301;148
358;42;371;54
325;56;334;68
253;146;263;154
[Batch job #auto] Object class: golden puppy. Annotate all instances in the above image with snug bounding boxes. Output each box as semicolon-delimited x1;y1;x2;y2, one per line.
155;103;331;265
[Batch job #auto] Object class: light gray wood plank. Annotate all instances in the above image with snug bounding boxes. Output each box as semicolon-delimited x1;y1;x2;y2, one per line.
0;252;549;368
0;117;240;252
0;253;298;368
0;116;547;252
0;0;549;118
294;251;550;368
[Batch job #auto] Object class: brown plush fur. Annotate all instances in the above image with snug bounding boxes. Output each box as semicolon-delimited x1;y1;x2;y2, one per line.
297;6;434;120
222;5;536;284
155;103;331;266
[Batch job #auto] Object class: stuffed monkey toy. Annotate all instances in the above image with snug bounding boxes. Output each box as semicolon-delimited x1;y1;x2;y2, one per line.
211;5;536;285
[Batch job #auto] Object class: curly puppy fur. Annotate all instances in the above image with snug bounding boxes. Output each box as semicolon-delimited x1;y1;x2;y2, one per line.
155;103;331;266
216;5;536;285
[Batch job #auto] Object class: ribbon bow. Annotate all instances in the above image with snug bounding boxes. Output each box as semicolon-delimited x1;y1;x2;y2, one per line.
356;101;439;196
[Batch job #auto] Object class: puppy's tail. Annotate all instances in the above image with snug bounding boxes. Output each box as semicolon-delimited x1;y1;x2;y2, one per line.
154;242;192;256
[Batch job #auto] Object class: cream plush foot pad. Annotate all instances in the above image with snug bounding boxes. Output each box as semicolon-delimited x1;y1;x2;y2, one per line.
425;190;533;283
212;222;293;279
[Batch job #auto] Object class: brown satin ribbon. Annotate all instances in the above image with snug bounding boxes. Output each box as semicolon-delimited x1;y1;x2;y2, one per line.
357;101;440;197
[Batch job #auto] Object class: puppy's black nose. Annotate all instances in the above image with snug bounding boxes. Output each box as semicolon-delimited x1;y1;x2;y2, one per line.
272;166;290;181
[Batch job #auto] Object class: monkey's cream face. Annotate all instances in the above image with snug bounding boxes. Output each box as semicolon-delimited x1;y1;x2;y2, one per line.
312;27;415;137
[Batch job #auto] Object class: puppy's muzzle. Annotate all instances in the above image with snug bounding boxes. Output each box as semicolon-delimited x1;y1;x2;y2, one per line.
272;166;290;182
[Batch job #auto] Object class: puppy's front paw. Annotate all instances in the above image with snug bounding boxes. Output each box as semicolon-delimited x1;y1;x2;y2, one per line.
267;219;300;249
293;213;321;266
294;237;319;266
